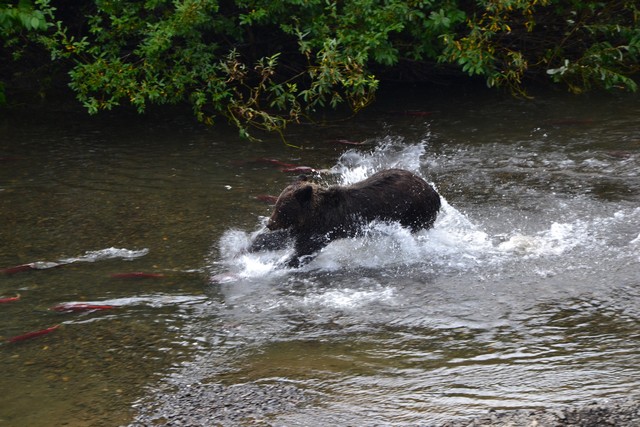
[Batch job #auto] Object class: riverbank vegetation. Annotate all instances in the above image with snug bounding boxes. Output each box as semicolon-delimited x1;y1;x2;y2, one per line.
1;0;638;138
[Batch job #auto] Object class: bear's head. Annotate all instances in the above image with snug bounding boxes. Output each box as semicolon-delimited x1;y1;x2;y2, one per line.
267;176;315;231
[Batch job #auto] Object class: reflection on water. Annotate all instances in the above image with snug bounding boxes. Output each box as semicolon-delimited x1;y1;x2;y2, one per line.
1;89;640;426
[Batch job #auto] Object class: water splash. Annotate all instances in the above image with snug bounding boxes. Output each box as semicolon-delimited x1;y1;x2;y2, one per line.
496;222;581;257
331;137;427;185
216;229;292;279
215;140;640;286
2;247;150;274
301;285;396;310
59;247;149;263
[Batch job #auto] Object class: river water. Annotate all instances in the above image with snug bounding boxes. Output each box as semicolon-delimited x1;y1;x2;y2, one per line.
1;87;639;426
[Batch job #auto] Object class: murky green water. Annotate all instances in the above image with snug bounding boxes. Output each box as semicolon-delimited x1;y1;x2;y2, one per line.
1;87;639;426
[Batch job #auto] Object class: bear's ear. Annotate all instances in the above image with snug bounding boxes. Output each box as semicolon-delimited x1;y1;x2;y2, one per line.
294;184;313;204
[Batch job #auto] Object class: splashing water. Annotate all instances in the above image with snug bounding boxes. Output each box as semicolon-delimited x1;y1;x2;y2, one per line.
215;140;639;284
59;247;150;263
331;137;427;185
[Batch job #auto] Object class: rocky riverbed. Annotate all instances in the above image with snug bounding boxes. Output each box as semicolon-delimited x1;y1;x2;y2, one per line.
129;382;313;426
130;380;639;426
442;399;640;427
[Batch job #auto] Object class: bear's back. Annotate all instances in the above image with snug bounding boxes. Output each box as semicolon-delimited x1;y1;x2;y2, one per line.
325;169;440;232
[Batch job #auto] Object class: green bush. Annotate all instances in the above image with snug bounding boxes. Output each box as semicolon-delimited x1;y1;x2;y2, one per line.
0;0;51;34
1;0;55;104
440;0;640;95
3;1;638;136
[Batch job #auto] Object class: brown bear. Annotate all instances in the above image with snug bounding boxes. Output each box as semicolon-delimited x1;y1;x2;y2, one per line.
253;168;441;267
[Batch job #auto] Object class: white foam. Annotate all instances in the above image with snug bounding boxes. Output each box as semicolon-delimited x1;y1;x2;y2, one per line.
497;222;579;257
218;229;252;259
59;247;149;263
302;286;396;310
216;228;293;277
235;252;289;277
332;138;427;185
309;223;418;271
65;294;206;308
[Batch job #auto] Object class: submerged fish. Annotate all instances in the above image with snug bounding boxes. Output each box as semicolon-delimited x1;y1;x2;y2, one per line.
50;303;115;313
7;324;60;343
1;261;64;274
1;263;36;274
0;294;20;303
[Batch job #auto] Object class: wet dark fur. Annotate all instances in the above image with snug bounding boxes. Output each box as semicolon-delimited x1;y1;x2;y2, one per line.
252;169;441;267
248;229;292;252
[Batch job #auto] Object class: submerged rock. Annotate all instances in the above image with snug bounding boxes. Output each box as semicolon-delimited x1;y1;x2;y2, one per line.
442;398;640;427
129;381;313;426
131;392;640;426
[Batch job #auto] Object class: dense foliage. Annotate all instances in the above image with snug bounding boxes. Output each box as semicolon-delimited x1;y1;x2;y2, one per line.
2;0;639;138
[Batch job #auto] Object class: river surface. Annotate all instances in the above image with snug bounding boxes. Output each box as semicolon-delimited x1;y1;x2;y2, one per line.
1;87;639;426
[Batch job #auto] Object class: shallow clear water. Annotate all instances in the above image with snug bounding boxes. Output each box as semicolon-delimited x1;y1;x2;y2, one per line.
1;88;639;426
